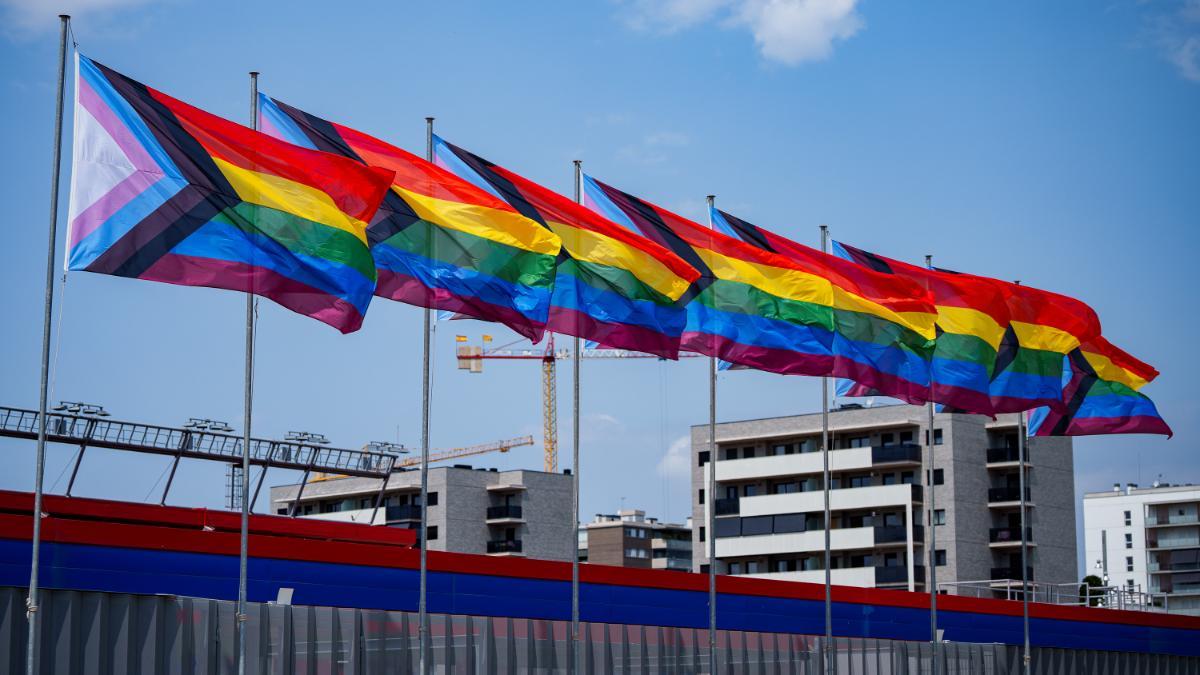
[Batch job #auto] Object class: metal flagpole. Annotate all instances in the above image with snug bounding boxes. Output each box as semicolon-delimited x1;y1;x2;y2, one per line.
819;225;833;675
1018;408;1031;673
418;116;435;675
236;70;260;675
26;15;71;675
926;254;939;675
571;160;583;674
706;195;718;675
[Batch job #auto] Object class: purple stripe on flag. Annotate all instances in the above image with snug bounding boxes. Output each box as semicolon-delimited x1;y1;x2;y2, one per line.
376;269;545;341
548;306;679;359
141;253;365;333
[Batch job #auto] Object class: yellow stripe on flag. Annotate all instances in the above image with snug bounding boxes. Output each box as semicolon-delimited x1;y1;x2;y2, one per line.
394;187;561;257
1082;349;1151;391
547;220;692;301
936;305;1006;350
1012;321;1082;355
215;157;369;243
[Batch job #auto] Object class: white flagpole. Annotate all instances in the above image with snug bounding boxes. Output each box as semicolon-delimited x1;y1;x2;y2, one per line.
571;160;583;674
26;14;71;675
418;116;435;675
706;195;718;674
820;225;833;675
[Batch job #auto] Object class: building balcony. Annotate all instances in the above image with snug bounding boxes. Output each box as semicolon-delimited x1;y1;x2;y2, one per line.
986;447;1030;466
988;527;1034;547
715;525;876;559
1147;536;1200;551
385;504;422;522
744;566;877;588
987;487;1032;507
728;483;922;523
714;497;740;516
874;524;923;545
1148;560;1200;573
486;504;524;523
990;566;1034;582
487;539;523;555
1146;513;1200;527
871;443;922;466
875;565;924;586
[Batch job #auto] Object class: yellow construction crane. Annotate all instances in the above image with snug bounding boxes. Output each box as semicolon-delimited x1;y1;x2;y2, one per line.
455;335;699;473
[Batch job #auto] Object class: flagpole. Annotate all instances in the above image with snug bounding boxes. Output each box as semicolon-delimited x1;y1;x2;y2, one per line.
706;195;718;675
926;254;939;675
1018;406;1031;674
820;224;833;675
571;160;583;675
236;70;260;675
418;116;435;675
26;14;70;675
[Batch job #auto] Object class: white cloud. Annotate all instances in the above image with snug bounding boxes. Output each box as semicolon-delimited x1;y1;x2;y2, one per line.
619;0;864;66
1;0;163;40
1144;0;1200;84
656;435;692;478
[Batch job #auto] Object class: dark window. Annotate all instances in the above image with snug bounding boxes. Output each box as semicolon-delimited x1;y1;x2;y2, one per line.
882;473;897;485
934;550;947;566
699;489;705;505
714;518;741;538
743;484;759;497
899;431;914;444
901;471;915;485
426;526;439;541
1125;533;1133;549
773;559;797;573
849;436;870;448
276;508;287;515
728;562;742;575
805;513;825;530
774;513;805;533
771;481;799;495
1126;556;1134;572
699;451;710;466
1123;510;1131;526
926;469;944;486
742;447;757;459
427;492;439;507
933;509;946;526
699;527;706;542
742;516;773;536
880;433;895;446
925;429;943;445
723;448;738;461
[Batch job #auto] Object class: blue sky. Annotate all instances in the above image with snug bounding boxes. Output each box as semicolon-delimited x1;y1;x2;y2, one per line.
0;0;1196;576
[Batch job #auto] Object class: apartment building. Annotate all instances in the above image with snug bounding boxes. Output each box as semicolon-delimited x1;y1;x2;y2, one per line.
691;404;1077;595
270;465;574;561
1083;482;1200;615
578;509;692;571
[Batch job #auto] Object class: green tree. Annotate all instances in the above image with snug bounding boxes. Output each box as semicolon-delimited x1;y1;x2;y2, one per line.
1079;575;1104;607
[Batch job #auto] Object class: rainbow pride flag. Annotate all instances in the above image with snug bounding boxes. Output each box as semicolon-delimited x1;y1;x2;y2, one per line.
432;138;699;358
832;242;1014;415
582;178;936;400
1028;337;1171;437
258;97;561;341
947;271;1102;413
66;56;392;333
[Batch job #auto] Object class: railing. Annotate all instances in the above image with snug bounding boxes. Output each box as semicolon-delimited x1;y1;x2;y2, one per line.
1148;536;1200;550
386;504;422;521
986;446;1029;464
988;486;1031;503
0;405;398;478
713;497;740;516
874;565;924;585
1146;513;1200;526
989;526;1033;543
873;525;914;544
1149;559;1200;572
487;539;522;554
486;505;523;520
871;443;922;465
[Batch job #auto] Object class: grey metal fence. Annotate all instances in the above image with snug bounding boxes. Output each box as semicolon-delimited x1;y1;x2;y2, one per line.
2;587;1197;674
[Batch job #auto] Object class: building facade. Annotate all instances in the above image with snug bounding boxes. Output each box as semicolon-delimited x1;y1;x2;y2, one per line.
690;404;1077;595
578;509;692;570
270;465;574;561
1083;482;1200;615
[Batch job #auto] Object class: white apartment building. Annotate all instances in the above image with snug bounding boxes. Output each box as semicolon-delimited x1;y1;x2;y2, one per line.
1083;482;1200;615
692;404;1078;595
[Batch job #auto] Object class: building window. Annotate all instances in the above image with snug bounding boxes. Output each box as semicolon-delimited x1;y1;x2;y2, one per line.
934;550;947;566
1126;556;1134;572
849;436;871;448
925;429;943;445
933;509;946;526
899;431;914;444
742;447;757;459
879;433;895;447
699;527;706;542
926;469;944;486
729;562;742;575
1127;579;1135;589
625;527;647;539
426;526;438;541
1124;510;1131;526
698;451;710;467
1125;533;1133;549
746;561;762;574
900;471;915;485
743;484;759;497
699;488;705;505
714;518;742;538
427;492;439;507
723;447;738;461
882;473;897;486
624;548;648;559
